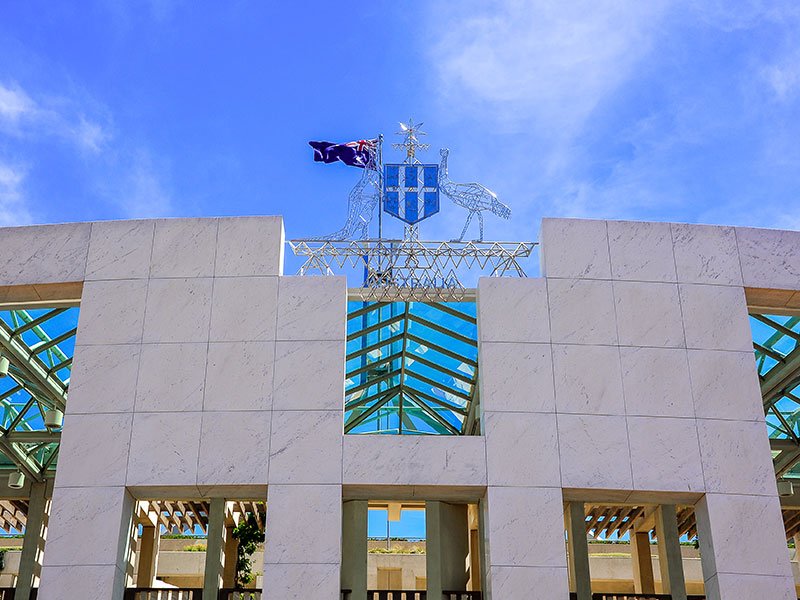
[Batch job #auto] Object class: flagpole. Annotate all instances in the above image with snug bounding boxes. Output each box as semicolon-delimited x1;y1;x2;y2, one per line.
377;133;383;240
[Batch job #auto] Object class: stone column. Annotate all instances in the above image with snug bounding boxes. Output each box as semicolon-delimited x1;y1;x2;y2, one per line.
16;481;49;600
203;498;227;600
565;502;591;600
631;531;655;594
135;525;160;587
427;501;470;599
655;505;687;600
341;500;368;600
222;523;238;588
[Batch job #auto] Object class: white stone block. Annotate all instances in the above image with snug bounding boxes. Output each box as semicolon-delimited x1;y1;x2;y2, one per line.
711;573;796;600
540;218;610;279
273;340;344;411
264;484;341;563
343;435;486;486
477;278;551;343
56;413;132;487
548;279;617;345
485;412;560;487
215;216;284;277
688;350;764;421
557;414;633;489
142;278;213;343
45;486;131;567
608;220;676;282
204;341;275;411
620;347;694;418
68;344;140;414
487;566;569;599
486;486;567;567
614;281;685;347
261;563;340;600
276;276;346;341
127;412;202;486
696;493;792;578
85;219;154;280
0;222;90;286
197;411;270;486
75;279;149;345
151;218;218;278
679;284;753;352
671;223;743;285
209;276;278;342
269;410;343;484
479;342;555;413
628;416;704;492
697;419;776;495
135;343;207;412
552;344;625;415
39;565;125;600
736;226;800;290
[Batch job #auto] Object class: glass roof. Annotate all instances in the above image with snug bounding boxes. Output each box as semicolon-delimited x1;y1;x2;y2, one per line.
345;301;479;435
0;307;78;477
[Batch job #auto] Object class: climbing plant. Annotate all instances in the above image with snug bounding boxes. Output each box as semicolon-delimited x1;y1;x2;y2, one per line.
232;511;265;589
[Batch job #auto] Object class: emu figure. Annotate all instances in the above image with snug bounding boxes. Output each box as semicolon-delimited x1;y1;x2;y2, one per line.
438;148;510;241
315;166;380;240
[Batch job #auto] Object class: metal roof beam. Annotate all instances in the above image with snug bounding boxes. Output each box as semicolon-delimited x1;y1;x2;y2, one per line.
0;324;67;411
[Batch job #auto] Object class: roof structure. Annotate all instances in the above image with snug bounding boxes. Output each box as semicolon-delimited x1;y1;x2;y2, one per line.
0;307;78;481
750;313;800;478
344;300;479;435
582;504;698;541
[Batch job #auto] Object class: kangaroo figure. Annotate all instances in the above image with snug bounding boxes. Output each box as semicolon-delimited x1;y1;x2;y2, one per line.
438;148;511;241
316;166;380;240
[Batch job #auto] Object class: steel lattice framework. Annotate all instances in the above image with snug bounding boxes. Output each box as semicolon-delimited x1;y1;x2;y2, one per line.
345;301;479;435
0;307;78;481
290;239;535;302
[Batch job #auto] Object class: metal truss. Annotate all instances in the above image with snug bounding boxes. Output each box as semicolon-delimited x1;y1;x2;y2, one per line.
0;307;78;481
750;313;800;478
345;301;478;435
290;238;535;302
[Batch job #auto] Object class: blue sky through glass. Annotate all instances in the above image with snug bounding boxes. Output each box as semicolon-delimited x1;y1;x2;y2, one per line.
368;508;426;541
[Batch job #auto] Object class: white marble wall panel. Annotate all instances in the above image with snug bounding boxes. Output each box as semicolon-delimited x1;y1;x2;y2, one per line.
269;410;343;484
343;436;486;486
548;278;617;345
276;276;346;341
75;279;148;345
627;416;704;492
261;563;340;600
557;414;633;489
126;412;202;487
540;218;611;279
710;573;796;600
204;341;274;411
688;350;764;421
197;411;270;486
477;278;550;343
55;414;133;487
39;565;126;600
209;276;278;342
736;226;800;290
608;220;677;282
679;284;753;352
613;281;685;347
273;340;344;411
479;342;555;413
67;344;141;414
671;223;743;286
0;222;91;285
215;216;284;277
85;220;154;281
487;566;569;600
151;218;218;278
552;344;625;415
142;277;213;343
619;347;694;418
135;343;207;412
485;412;560;487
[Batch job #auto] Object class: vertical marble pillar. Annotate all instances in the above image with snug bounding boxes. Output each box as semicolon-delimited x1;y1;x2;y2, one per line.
16;481;49;600
427;501;470;599
655;505;687;600
341;500;368;600
203;498;226;600
566;502;591;600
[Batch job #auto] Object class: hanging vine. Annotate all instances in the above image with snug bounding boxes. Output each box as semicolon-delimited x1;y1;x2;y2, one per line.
232;511;265;589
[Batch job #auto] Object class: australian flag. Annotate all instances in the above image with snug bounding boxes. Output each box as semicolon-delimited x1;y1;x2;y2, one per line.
309;138;377;168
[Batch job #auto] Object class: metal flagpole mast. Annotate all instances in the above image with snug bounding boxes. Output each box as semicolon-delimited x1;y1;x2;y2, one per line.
377;133;384;240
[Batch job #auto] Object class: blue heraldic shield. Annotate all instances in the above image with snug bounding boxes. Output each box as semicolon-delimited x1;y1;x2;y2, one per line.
383;164;440;225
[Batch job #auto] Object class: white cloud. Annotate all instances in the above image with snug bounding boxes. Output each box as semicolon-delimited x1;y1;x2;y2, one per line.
112;151;174;218
0;163;34;226
0;84;36;123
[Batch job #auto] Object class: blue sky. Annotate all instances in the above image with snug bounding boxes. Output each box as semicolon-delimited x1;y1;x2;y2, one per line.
1;1;800;244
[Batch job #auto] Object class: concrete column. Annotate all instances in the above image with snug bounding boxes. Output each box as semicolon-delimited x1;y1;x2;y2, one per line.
341;500;368;600
794;534;800;563
631;531;655;594
468;504;481;592
566;502;591;600
16;481;49;600
203;498;227;600
135;525;160;587
655;505;687;600
222;524;238;588
427;501;470;599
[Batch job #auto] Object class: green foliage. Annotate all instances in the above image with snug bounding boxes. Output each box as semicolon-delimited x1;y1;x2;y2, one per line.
369;545;425;555
232;512;265;589
182;543;208;552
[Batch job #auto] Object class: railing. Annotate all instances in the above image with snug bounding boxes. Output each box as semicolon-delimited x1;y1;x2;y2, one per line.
341;591;352;600
218;591;261;600
0;590;15;600
568;595;709;600
124;590;203;600
368;592;427;600
443;593;481;600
